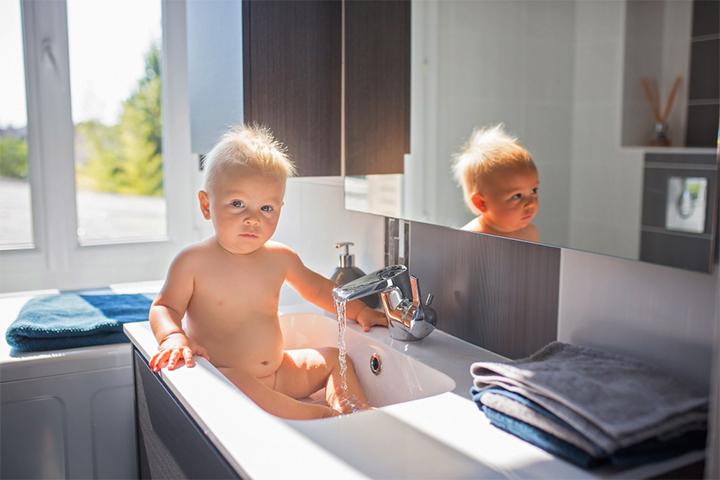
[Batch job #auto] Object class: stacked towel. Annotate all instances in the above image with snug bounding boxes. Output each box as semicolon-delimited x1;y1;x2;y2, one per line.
6;293;153;352
470;342;708;469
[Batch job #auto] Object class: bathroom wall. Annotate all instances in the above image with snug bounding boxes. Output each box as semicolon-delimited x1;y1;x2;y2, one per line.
558;248;718;391
273;178;385;307
569;0;644;260
410;222;561;360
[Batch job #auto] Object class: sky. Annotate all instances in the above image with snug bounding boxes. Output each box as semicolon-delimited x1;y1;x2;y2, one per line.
0;0;161;128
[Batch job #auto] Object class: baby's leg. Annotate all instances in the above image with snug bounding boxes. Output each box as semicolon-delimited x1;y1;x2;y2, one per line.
218;366;336;420
274;347;370;414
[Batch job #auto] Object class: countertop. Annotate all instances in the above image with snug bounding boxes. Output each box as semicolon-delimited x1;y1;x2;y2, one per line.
124;304;704;479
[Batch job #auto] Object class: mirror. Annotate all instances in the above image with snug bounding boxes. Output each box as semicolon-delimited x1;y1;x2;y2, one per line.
344;0;719;272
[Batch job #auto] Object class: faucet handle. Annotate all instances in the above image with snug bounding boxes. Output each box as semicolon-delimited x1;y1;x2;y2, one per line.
409;275;421;305
425;293;434;306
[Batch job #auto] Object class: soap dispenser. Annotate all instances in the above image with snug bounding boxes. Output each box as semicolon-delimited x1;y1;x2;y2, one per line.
330;242;379;308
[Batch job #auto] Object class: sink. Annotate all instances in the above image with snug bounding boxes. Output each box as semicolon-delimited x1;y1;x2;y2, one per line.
278;313;455;407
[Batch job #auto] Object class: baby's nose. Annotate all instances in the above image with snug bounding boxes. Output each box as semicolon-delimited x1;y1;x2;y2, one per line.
244;215;260;225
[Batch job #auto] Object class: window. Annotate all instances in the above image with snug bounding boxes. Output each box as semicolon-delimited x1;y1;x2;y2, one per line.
0;0;197;292
67;0;167;244
0;0;33;249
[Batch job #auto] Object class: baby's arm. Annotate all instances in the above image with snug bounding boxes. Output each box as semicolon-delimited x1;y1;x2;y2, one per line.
149;249;209;372
282;246;387;331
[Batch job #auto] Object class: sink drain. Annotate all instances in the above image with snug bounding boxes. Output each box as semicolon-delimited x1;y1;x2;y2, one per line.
370;353;382;375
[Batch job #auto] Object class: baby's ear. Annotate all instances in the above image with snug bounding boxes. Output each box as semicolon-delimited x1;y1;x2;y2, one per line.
470;192;487;213
198;191;211;219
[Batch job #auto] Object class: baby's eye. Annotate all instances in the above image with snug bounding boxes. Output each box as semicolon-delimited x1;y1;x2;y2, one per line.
261;205;274;213
532;187;539;195
510;193;523;201
231;199;245;208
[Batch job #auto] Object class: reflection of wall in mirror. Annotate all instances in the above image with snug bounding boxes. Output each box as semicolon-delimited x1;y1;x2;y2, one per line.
408;0;702;261
344;175;403;218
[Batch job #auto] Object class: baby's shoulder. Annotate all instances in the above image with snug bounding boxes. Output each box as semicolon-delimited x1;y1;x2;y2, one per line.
263;240;299;262
172;239;216;265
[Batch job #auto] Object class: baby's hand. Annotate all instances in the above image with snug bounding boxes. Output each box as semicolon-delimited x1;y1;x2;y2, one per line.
149;332;210;372
354;306;388;332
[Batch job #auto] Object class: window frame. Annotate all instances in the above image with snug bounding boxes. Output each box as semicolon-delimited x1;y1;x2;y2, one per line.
0;0;199;293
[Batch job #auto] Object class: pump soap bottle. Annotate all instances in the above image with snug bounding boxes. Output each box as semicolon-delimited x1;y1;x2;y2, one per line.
330;242;379;308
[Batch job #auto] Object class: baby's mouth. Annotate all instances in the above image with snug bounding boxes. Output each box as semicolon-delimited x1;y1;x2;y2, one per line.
238;232;259;238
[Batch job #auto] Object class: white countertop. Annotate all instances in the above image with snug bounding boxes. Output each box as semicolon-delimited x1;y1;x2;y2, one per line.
124;304;703;479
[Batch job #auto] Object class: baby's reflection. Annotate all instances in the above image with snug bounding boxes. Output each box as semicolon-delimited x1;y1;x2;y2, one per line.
452;124;539;242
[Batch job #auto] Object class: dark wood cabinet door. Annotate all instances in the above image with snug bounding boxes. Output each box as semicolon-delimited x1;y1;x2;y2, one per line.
134;351;243;479
244;0;342;176
345;0;410;176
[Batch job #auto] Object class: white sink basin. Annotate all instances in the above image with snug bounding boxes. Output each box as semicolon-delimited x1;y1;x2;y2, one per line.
279;312;455;407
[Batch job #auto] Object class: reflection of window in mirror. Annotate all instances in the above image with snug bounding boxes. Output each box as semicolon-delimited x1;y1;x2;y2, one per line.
452;125;540;242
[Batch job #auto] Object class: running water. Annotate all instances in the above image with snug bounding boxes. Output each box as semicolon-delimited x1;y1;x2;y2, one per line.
334;298;362;413
335;298;349;391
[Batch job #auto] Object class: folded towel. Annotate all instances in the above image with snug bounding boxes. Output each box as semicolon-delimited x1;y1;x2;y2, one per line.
476;392;707;469
6;293;153;352
481;403;601;468
474;387;606;457
471;342;707;451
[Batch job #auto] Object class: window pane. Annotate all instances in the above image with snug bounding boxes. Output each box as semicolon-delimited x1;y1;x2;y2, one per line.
67;0;166;244
0;0;34;249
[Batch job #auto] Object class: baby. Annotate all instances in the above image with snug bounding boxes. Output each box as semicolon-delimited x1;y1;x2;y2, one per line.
148;125;387;420
451;124;539;242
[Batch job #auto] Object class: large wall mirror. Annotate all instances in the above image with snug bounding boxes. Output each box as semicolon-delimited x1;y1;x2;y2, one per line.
344;0;719;273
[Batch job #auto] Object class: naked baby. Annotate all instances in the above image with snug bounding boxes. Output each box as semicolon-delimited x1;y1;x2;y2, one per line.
148;125;387;419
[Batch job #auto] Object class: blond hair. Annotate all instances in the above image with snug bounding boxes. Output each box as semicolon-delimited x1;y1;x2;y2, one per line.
203;124;296;192
452;124;535;212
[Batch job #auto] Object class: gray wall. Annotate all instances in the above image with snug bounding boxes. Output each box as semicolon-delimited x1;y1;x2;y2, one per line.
558;248;718;392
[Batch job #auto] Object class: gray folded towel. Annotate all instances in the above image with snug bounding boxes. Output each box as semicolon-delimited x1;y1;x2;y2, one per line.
471;342;708;452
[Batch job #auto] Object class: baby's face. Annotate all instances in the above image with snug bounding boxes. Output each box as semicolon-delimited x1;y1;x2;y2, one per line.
478;168;539;233
200;165;285;254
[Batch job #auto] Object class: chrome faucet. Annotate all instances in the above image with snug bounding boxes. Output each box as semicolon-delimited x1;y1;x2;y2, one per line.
332;265;437;341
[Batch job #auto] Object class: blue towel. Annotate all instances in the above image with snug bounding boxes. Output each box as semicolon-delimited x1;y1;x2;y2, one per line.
482;404;601;468
6;293;153;352
472;387;601;468
471;387;707;469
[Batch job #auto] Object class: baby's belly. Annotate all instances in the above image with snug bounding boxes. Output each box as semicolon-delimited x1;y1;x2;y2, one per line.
187;312;285;378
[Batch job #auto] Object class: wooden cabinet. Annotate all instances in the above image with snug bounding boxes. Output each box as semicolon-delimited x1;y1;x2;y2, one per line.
187;0;341;176
187;0;410;177
134;351;242;479
244;1;341;176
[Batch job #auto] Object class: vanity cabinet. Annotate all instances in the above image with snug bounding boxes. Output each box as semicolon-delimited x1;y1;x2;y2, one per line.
187;0;409;177
133;351;241;479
